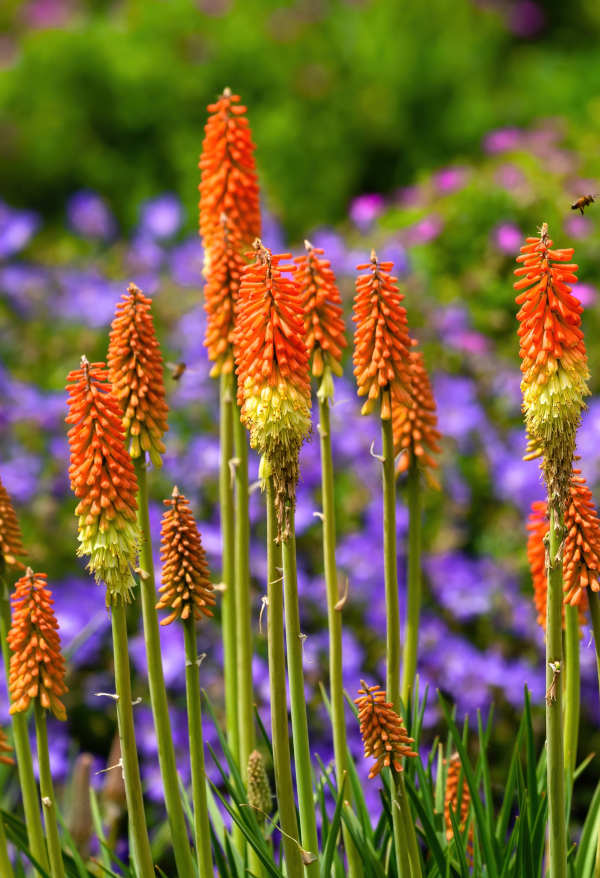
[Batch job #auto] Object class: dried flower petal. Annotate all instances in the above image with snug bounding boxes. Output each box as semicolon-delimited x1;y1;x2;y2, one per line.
0;476;25;571
156;487;216;626
355;681;416;779
8;570;68;721
392;349;441;480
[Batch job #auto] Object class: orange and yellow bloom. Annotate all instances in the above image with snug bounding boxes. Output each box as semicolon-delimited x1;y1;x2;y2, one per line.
66;358;139;603
8;570;67;721
392;348;441;481
355;681;416;779
0;476;25;571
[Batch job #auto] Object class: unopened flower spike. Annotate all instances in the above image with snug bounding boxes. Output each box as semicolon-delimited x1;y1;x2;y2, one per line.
156;486;217;626
355;680;416;779
66;357;139;604
0;475;26;574
444;753;473;855
235;239;311;539
108;282;169;468
247;749;272;823
392;346;441;485
0;728;14;766
294;240;347;401
353;250;412;420
514;224;590;506
198;87;261;258
8;569;68;721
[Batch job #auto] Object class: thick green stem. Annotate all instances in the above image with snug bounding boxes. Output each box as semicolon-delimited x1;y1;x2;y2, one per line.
587;592;600;878
219;373;239;763
392;774;412;878
282;511;319;873
546;503;567;878
0;812;14;878
401;458;422;707
0;590;49;874
563;603;580;784
183;618;213;878
318;397;360;877
266;478;303;878
110;602;154;877
33;702;65;878
133;459;195;877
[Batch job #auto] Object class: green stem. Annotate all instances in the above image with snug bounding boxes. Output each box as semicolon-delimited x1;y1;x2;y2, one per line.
33;702;65;878
110;602;154;877
587;592;600;878
219;373;239;763
266;478;303;878
133;459;195;877
563;603;580;785
318;396;360;877
0;590;49;874
392;773;411;878
183;618;213;878
0;812;14;878
282;510;319;873
546;502;567;878
401;458;422;708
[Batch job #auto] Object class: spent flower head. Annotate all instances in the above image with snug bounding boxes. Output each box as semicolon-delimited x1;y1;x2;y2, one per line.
355;680;416;779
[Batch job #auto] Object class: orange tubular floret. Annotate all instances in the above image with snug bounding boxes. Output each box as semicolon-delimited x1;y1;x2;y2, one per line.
563;469;600;606
352;251;412;420
527;500;549;630
392;348;441;479
294;240;347;380
156;487;216;626
198;89;261;254
108;283;169;468
355;681;416;779
0;728;14;766
8;570;68;721
0;476;25;570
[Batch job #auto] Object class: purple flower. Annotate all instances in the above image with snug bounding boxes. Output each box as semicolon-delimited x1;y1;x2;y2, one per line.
572;282;597;306
169;238;204;287
261;207;286;252
66;190;116;240
508;1;545;38
564;215;592;240
138;194;182;240
493;223;522;255
127;237;164;273
405;215;443;246
304;228;347;275
349;194;385;231
483;128;522;154
433;374;486;447
0;202;40;258
54;269;124;328
494;163;527;191
434;166;470;193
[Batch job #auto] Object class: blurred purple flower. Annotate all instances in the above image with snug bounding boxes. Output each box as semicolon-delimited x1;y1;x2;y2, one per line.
434;166;470;193
494;163;526;191
54;269;124;328
138;194;182;240
483;128;522;154
0;263;49;313
127;237;164;273
489;429;544;514
508;1;545;38
564;214;592;240
572;282;597;307
0;202;40;258
433;374;486;447
261;207;286;252
23;0;72;29
66;190;116;240
0;451;41;502
169;238;204;287
349;194;385;231
405;215;443;246
493;222;522;254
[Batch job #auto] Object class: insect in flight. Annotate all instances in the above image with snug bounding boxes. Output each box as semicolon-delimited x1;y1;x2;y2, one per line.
571;194;598;215
165;362;187;381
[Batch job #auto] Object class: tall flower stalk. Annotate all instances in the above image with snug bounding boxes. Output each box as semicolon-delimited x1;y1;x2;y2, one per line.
8;569;68;878
65;358;153;876
108;283;195;877
515;226;590;878
156;487;216;878
235;242;318;869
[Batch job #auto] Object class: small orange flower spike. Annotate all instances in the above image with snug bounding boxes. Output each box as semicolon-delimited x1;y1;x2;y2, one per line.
198;88;261;256
392;348;441;482
0;476;25;571
8;570;68;721
203;214;247;377
66;357;139;604
444;753;473;854
527;500;549;630
294;240;347;399
353;251;412;420
514;225;590;504
235;240;311;539
108;283;169;468
156;487;216;626
355;681;416;779
0;728;14;766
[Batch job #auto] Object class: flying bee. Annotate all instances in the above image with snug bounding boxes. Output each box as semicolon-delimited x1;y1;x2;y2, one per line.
165;362;187;381
571;194;597;215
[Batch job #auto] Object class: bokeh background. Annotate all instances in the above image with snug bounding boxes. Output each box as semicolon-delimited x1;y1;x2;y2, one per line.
3;0;600;863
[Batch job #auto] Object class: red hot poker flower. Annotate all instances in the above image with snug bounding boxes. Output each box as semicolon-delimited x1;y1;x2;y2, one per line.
198;89;261;254
0;476;25;570
444;753;473;853
235;241;311;538
294;240;347;397
108;283;169;468
66;358;139;603
392;348;441;482
563;469;600;605
527;500;549;631
353;251;412;420
355;681;416;779
0;728;14;766
8;570;68;721
156;487;216;626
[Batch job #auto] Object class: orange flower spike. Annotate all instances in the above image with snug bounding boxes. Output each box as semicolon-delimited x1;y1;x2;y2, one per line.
198;88;261;255
0;476;25;571
8;570;68;721
444;753;473;854
527;500;549;630
563;469;600;606
203;213;247;377
235;240;311;538
66;357;139;604
514;224;590;503
354;681;417;779
0;728;14;766
294;240;347;398
353;251;412;420
108;283;169;468
156;486;216;626
393;348;441;481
